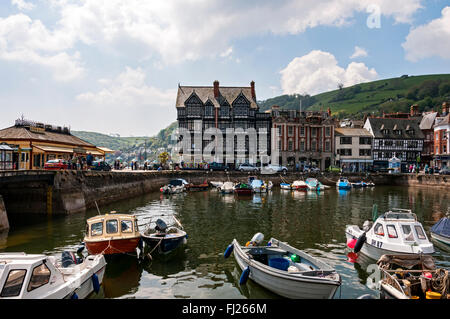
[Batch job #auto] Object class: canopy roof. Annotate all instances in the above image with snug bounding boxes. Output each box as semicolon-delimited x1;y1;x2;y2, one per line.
431;217;450;238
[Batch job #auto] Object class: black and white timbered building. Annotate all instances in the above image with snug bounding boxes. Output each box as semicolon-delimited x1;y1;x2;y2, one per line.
175;81;271;167
364;117;424;171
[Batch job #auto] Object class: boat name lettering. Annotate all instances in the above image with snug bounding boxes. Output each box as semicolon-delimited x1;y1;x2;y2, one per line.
371;239;383;248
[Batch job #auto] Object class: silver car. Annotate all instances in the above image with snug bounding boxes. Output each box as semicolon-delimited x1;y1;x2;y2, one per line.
238;163;259;172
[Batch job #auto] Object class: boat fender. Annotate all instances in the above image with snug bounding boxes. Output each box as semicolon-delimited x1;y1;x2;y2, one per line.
138;238;144;250
223;244;234;258
76;243;85;254
239;266;250;285
353;232;366;253
71;292;79;299
92;273;100;294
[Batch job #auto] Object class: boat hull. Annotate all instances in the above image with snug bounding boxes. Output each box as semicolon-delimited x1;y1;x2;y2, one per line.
142;234;187;253
85;237;140;255
63;263;107;299
232;240;340;299
430;232;450;246
235;189;253;195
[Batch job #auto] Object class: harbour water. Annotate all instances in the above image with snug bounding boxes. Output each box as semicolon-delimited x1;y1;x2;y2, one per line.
1;186;449;299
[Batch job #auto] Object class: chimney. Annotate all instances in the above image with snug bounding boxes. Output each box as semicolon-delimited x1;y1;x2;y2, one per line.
213;80;219;98
327;107;331;117
250;81;256;100
410;104;419;117
443;102;448;115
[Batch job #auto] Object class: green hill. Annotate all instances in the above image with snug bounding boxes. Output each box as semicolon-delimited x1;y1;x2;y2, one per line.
72;121;178;162
259;74;450;119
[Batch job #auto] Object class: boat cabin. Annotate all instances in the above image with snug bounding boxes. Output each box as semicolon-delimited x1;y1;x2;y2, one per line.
369;209;431;247
85;213;140;241
0;253;64;299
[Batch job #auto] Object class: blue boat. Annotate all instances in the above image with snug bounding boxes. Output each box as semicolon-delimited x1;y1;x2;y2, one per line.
430;217;450;247
250;178;264;193
336;178;351;189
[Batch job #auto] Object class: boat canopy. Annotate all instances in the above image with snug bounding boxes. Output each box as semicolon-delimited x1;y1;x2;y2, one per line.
251;179;263;188
169;179;188;186
431;217;450;237
377;254;436;270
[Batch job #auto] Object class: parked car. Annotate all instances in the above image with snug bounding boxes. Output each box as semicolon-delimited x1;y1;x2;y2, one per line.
44;159;68;170
303;165;320;173
91;160;112;171
439;166;450;175
207;162;229;171
261;164;288;174
238;163;259;172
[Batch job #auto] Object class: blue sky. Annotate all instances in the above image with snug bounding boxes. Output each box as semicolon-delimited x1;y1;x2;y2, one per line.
0;0;449;136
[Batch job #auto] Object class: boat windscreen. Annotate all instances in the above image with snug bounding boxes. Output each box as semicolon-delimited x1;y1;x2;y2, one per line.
169;180;183;186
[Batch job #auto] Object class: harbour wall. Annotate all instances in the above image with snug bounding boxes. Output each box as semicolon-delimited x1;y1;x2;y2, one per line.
0;195;9;232
0;170;449;219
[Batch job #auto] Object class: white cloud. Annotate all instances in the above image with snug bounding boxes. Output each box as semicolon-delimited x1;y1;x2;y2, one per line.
350;46;368;59
402;6;450;62
49;0;423;64
0;14;83;81
280;50;378;95
76;67;177;136
11;0;35;11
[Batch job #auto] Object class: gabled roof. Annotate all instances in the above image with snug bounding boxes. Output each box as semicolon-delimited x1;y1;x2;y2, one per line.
419;112;438;130
335;128;372;137
365;117;425;139
176;86;258;109
434;114;450;128
0;126;96;147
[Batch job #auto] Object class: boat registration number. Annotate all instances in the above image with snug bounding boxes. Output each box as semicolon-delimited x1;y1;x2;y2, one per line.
371;239;383;248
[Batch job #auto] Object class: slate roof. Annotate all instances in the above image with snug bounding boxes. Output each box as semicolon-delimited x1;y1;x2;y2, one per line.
335;128;372;136
176;85;258;109
0;125;96;147
366;118;425;139
419;112;438;130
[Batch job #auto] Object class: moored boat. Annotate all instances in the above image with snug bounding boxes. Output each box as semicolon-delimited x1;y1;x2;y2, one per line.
224;233;341;299
186;180;209;191
140;216;187;254
220;181;235;194
250;178;264;193
345;208;434;261
292;180;308;191
0;252;106;299
305;178;328;191
351;181;364;188
210;181;223;189
160;179;188;194
280;182;292;190
430;216;450;247
376;254;449;299
234;182;253;195
336;178;351;189
84;213;141;255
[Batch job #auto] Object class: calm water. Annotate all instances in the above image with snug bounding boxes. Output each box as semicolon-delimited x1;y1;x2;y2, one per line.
1;186;449;299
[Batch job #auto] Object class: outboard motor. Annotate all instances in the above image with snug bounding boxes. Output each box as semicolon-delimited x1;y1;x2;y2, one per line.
250;233;264;246
61;251;81;268
155;219;168;233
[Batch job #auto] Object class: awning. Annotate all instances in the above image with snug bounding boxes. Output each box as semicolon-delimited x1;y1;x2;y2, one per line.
34;145;74;153
341;159;373;163
98;147;115;153
0;144;14;151
89;150;104;156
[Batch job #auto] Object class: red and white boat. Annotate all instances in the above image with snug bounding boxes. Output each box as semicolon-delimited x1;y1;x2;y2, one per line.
84;212;141;255
292;180;308;191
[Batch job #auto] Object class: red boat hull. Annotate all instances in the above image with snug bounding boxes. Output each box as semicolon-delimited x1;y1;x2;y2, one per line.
85;237;140;255
293;186;308;191
235;189;253;195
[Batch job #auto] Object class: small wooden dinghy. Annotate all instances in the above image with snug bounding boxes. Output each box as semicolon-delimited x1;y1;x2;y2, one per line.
0;252;106;299
234;182;253;195
224;233;341;299
141;216;187;254
376;254;449;299
84;213;141;255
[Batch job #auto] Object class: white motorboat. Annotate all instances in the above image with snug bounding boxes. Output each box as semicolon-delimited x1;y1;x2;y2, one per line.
292;180;308;191
345;208;435;261
224;233;341;299
0;252;106;299
263;181;273;192
280;182;292;190
305;178;328;191
160;179;188;194
220;181;235;194
210;181;223;189
430;216;450;247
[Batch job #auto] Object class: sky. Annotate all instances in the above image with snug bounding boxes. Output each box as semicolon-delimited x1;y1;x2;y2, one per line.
0;0;449;137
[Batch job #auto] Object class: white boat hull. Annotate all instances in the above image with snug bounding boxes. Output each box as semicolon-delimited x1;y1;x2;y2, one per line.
232;240;340;299
430;232;450;246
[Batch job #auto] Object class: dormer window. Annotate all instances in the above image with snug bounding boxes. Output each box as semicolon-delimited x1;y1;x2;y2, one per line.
382;129;389;135
406;129;415;135
393;130;402;135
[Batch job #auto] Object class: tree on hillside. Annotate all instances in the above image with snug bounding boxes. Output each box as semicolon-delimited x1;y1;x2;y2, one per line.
158;151;170;166
338;83;344;90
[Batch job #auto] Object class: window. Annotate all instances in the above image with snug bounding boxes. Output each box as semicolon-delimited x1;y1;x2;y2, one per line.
121;220;133;233
300;140;305;151
415;226;426;240
90;222;103;236
382;129;389;135
106;220;118;234
339;149;352;156
359;149;371;156
340;137;352;144
374;223;385;236
325;140;330;152
393;130;402;135
401;225;414;241
359;137;371;145
277;126;282;136
27;263;51;292
1;270;26;297
386;225;398;238
311;140;317;151
311;127;317;137
325;127;331;137
135;220;139;232
288;140;293;151
300;126;305;136
288;126;293;136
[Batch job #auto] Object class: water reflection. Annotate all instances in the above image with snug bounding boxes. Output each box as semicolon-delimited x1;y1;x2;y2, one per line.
0;186;449;299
